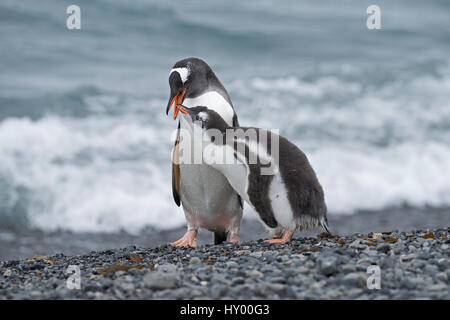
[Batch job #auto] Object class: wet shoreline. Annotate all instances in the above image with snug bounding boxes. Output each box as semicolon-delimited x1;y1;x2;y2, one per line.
1;206;448;261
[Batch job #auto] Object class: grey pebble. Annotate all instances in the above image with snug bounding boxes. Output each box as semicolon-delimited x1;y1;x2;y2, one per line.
211;272;231;285
377;244;391;254
210;284;228;299
189;257;201;265
436;272;448;282
157;263;177;273
317;257;337;276
143;271;178;290
225;261;239;268
342;272;367;288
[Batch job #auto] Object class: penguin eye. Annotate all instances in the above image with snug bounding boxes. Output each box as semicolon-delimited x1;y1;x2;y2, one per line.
195;115;200;121
211;136;215;143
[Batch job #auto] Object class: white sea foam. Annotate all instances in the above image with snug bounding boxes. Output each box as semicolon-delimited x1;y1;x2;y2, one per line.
309;142;450;214
0;115;179;233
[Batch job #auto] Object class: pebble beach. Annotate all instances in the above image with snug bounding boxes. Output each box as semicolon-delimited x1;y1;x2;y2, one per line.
1;227;448;300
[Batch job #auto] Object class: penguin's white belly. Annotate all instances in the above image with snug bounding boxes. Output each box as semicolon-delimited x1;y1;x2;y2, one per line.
268;172;296;230
178;117;241;232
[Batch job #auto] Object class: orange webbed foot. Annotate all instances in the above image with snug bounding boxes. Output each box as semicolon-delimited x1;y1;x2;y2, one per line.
264;229;294;244
170;229;198;248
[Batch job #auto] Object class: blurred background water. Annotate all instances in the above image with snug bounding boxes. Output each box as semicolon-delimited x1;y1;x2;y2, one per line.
1;0;449;235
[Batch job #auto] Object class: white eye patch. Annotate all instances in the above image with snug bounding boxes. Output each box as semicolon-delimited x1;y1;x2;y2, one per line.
169;67;190;84
197;111;208;121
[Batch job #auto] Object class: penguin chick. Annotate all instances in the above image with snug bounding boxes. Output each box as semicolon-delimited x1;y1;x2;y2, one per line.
179;105;330;244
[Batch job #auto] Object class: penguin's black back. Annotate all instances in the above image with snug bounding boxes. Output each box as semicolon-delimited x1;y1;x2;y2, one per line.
230;127;326;226
277;135;327;221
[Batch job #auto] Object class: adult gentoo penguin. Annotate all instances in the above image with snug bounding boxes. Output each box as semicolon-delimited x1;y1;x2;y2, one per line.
178;106;330;244
166;57;243;247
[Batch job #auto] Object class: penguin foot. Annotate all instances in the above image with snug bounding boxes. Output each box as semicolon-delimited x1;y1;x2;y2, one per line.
265;238;289;244
264;229;294;244
170;229;198;247
229;233;240;243
272;233;282;239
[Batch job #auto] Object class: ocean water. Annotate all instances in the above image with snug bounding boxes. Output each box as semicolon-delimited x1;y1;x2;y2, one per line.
1;0;449;233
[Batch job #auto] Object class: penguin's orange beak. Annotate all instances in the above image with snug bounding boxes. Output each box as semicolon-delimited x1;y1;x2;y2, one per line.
167;88;187;120
174;103;189;119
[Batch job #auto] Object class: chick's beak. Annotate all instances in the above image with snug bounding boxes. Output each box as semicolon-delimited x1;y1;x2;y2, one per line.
166;88;187;120
175;104;189;119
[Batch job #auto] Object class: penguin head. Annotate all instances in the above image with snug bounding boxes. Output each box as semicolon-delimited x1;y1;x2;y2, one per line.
166;57;214;119
181;105;229;132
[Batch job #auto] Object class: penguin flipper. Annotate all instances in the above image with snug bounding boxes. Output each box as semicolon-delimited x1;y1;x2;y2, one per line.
232;113;239;127
237;194;243;209
172;122;181;207
232;115;243;210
